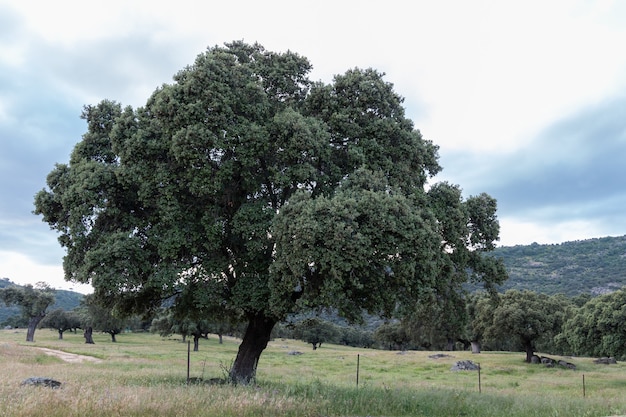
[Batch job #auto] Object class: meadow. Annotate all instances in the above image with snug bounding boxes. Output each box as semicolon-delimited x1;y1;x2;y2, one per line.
1;329;625;417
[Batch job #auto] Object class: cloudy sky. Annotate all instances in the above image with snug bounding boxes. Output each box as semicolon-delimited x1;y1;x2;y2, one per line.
2;0;626;293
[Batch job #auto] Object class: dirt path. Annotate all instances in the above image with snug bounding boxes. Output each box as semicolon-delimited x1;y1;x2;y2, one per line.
37;347;103;363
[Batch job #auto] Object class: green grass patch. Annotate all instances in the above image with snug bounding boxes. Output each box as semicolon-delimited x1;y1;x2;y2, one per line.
2;329;626;416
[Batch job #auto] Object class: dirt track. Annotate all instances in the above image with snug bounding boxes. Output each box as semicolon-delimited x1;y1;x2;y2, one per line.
37;347;102;363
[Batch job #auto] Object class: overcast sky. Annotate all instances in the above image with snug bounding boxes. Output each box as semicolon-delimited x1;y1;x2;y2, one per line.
2;0;626;293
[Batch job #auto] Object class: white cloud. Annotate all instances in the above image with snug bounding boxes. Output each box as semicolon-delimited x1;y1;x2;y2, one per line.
0;251;92;294
417;0;626;154
498;217;614;247
0;99;9;123
3;0;626;290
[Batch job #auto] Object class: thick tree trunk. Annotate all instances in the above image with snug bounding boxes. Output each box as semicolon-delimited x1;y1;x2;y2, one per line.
229;312;276;384
471;341;481;354
524;341;535;363
446;338;455;351
84;327;95;344
193;334;200;352
110;332;117;343
58;329;63;340
218;333;223;344
26;313;45;342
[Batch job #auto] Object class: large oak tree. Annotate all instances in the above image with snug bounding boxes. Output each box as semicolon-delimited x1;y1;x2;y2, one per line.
34;42;506;383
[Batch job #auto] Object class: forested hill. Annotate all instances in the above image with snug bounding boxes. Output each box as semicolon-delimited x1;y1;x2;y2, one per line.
490;235;626;296
0;278;83;325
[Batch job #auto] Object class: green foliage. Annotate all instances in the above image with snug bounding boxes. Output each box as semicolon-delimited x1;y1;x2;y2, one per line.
373;322;411;350
34;41;504;382
40;308;81;338
78;295;127;342
0;279;21;325
560;287;626;359
480;290;570;361
0;280;82;326
291;317;338;350
491;235;626;296
0;282;54;318
0;282;55;342
401;285;470;350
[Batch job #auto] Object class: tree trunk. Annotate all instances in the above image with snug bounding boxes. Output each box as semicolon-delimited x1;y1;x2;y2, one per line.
524;340;534;363
218;333;223;344
446;338;455;351
26;313;45;342
471;341;481;354
110;332;117;343
84;327;94;344
58;329;63;340
229;312;276;384
193;334;200;352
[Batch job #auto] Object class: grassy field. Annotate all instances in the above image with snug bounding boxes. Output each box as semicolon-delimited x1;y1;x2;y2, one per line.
1;329;625;416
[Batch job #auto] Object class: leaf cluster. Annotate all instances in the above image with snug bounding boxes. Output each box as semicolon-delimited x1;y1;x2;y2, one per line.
33;41;505;338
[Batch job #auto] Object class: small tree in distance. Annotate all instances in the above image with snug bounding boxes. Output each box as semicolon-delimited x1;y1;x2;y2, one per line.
41;308;81;339
373;322;411;351
481;290;568;362
0;282;55;342
292;318;338;350
79;295;126;342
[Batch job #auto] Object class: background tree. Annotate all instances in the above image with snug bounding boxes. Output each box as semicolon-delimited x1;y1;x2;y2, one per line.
464;292;498;353
482;290;567;362
292;318;338;350
83;326;94;344
373;322;411;351
0;283;55;342
402;287;469;351
184;320;212;352
41;308;81;339
151;309;234;351
34;42;506;383
560;288;626;360
79;295;126;342
151;311;177;338
336;326;374;348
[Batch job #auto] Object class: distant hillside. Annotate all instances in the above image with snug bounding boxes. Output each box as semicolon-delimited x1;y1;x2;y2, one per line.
0;278;83;325
491;235;626;296
2;235;623;324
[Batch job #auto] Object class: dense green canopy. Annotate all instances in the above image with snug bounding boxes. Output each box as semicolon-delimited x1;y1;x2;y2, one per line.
0;283;54;342
481;290;568;362
34;41;506;382
561;288;626;359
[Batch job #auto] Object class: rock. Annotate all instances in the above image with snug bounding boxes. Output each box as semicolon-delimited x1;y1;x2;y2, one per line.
287;351;303;355
538;356;575;369
594;357;617;364
531;355;540;364
429;354;452;359
558;360;576;370
450;360;480;371
21;377;62;389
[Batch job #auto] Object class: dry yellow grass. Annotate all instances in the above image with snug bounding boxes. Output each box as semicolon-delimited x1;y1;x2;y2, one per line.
1;328;626;416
